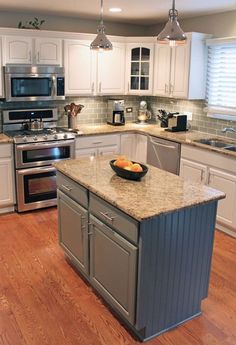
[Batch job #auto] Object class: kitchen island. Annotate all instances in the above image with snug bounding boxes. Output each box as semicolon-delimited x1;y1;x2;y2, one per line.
54;156;225;341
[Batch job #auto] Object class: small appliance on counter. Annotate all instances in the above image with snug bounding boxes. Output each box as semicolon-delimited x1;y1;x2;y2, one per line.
166;114;188;132
107;100;125;126
137;100;151;124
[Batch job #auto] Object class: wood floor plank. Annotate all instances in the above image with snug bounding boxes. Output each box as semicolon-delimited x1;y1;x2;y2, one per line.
0;208;235;345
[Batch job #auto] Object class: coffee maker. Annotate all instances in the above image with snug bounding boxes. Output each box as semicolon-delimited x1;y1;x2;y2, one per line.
107;100;125;126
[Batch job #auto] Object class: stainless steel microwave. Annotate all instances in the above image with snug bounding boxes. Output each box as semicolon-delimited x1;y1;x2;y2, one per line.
4;65;65;102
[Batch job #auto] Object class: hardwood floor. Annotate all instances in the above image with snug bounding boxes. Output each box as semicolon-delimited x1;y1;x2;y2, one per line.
0;208;235;345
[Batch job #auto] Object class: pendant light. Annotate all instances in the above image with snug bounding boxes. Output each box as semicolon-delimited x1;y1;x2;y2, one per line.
90;0;113;51
157;0;186;46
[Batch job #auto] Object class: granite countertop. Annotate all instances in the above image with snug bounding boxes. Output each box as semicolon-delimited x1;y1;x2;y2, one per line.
74;123;236;158
0;133;13;144
54;155;225;222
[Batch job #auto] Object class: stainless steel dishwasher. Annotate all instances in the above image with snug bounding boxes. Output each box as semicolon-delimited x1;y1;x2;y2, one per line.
147;136;181;174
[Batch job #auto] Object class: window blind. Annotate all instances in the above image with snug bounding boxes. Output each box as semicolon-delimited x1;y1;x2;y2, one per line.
206;40;236;120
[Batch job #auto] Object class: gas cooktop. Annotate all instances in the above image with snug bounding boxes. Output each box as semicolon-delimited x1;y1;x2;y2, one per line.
5;127;76;144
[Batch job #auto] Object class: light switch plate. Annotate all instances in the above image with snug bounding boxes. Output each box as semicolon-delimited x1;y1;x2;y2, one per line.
126;107;133;113
183;111;192;121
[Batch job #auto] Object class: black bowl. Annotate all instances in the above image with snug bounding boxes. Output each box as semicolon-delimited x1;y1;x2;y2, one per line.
110;160;148;181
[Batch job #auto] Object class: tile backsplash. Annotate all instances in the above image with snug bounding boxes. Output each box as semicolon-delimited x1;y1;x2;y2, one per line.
147;97;236;139
1;95;236;139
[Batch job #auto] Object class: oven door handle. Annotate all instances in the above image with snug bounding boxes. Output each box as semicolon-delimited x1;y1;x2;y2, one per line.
16;140;74;150
16;166;56;175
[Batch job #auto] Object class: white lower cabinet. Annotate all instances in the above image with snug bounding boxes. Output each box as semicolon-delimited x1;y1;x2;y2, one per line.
208;168;236;229
120;133;147;163
0;144;15;212
75;134;120;159
120;133;136;160
180;158;207;184
180;144;236;237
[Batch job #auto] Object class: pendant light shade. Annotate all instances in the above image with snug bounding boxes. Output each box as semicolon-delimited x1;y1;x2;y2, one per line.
157;0;186;46
90;0;112;51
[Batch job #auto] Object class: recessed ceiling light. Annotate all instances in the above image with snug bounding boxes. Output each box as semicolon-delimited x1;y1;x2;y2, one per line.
109;8;122;13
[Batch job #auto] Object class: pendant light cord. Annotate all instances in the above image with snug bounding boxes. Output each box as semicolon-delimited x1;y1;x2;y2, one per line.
100;0;104;25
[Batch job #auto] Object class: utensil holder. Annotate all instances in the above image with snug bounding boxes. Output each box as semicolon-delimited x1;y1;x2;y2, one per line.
68;116;77;130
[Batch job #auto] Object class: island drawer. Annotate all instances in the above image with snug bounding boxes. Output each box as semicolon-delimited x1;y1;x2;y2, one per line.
89;193;138;244
57;172;88;208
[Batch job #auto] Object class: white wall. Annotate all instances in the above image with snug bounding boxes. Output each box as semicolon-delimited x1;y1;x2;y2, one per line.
0;10;149;36
147;10;236;38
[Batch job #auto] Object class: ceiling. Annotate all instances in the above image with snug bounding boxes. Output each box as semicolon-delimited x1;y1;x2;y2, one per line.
0;0;235;25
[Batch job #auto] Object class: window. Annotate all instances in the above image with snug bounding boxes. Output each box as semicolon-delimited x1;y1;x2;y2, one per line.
206;37;236;121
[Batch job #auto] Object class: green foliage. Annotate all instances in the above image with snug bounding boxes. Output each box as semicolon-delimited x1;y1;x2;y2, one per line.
18;17;45;30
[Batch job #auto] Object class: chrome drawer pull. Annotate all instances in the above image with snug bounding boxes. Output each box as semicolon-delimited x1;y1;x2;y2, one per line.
92;141;103;145
61;184;72;191
100;211;116;222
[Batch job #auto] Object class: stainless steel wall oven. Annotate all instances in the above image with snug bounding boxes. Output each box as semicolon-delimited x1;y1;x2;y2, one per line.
3;108;75;212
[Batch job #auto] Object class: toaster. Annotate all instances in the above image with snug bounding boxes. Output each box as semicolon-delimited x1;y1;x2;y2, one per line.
166;114;187;132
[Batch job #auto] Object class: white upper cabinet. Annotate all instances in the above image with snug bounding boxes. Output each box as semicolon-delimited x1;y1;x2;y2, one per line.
0;37;3;98
4;36;33;64
153;45;171;96
64;40;96;96
125;43;154;95
154;33;210;99
97;43;125;95
3;36;62;65
34;38;62;65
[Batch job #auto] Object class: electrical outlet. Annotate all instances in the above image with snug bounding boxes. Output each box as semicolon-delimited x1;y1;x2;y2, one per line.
183;111;192;121
126;107;133;113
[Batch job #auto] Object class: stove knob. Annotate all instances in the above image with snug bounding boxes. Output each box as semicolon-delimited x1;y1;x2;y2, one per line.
33;136;38;141
23;136;27;143
43;134;48;140
63;133;68;139
54;134;58;140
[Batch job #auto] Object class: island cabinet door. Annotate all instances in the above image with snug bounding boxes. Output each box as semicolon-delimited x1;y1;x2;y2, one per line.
89;215;137;325
58;190;89;276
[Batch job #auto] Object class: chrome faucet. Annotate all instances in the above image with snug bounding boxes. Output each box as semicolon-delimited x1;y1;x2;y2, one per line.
222;127;236;133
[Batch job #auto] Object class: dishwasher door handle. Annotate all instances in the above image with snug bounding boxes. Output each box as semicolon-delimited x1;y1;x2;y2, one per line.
150;138;177;150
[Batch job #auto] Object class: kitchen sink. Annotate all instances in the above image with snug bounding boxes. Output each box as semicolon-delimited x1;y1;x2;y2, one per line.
224;146;236;152
194;138;232;148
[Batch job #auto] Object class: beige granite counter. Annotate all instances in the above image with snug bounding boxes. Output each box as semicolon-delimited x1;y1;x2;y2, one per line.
54;155;225;221
73;123;236;158
0;133;13;144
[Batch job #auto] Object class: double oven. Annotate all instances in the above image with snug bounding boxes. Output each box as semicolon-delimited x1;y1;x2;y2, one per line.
15;139;75;212
3;108;75;212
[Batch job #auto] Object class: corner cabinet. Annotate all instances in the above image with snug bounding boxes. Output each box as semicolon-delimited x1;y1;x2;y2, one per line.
154;32;210;99
125;43;154;95
180;144;236;237
120;133;147;163
3;36;62;65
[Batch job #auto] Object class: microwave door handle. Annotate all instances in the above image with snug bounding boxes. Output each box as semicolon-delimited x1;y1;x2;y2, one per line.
51;76;56;97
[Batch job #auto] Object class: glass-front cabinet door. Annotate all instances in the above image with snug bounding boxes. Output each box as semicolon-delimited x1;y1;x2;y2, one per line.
126;43;154;95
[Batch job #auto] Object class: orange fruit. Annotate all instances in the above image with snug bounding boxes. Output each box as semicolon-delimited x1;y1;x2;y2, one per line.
115;159;133;169
130;163;143;172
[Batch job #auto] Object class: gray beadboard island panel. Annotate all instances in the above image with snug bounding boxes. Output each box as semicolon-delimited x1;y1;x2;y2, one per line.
135;201;217;341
